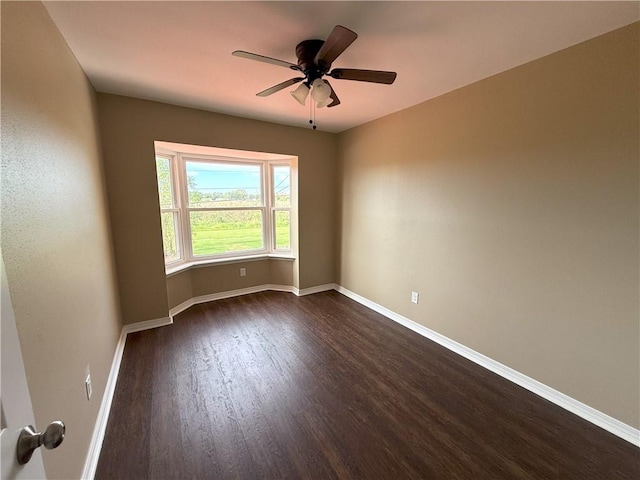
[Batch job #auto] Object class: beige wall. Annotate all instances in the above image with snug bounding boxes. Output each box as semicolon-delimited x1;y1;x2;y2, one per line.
97;94;337;325
338;24;639;428
1;2;122;478
167;269;194;311
166;259;294;311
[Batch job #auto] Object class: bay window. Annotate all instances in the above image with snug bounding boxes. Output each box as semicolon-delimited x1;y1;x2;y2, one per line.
154;146;292;267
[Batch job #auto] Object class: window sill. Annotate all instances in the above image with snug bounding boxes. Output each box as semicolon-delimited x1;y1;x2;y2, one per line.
165;254;295;277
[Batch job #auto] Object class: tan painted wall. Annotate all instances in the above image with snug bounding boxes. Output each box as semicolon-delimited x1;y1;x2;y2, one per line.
97;94;337;324
166;258;294;311
166;270;194;311
338;24;639;428
1;2;122;478
269;259;295;286
191;261;270;297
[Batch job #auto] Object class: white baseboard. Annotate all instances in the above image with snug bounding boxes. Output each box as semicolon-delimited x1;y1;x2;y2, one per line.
169;284;295;318
168;283;340;320
123;315;172;334
81;316;173;479
296;283;337;296
334;285;640;447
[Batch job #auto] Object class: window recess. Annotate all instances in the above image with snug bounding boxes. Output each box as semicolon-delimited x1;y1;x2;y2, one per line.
155;147;292;268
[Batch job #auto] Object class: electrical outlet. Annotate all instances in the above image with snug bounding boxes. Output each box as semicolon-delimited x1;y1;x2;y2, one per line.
411;291;419;304
240;267;246;277
85;373;92;401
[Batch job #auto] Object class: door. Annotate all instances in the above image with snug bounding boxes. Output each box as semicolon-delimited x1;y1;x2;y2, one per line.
1;254;47;479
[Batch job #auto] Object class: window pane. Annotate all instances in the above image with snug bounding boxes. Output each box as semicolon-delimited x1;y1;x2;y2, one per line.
273;165;291;207
186;161;262;208
155;156;174;209
274;210;290;250
160;212;180;263
190;210;263;255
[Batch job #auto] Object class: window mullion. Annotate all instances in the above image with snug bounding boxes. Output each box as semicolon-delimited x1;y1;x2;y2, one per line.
264;163;273;252
176;153;194;262
168;155;185;263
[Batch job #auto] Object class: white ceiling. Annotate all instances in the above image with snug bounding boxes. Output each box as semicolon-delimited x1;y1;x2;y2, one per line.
44;1;639;133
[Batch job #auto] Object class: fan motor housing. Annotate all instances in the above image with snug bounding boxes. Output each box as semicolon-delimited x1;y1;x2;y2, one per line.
295;39;327;78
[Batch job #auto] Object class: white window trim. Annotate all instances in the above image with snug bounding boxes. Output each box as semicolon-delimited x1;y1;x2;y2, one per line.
156;147;293;272
156;152;183;264
270;163;294;253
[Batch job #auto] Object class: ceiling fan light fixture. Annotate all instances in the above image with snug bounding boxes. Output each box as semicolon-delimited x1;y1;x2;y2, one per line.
316;96;333;108
291;83;310;106
310;78;331;103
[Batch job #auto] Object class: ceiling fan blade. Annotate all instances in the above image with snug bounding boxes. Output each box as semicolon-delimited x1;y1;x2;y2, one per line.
232;50;301;71
325;81;341;108
315;25;358;70
256;77;305;97
329;68;397;85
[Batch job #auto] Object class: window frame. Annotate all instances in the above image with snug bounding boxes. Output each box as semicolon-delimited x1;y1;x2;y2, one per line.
156;149;292;268
156;153;183;265
270;163;292;252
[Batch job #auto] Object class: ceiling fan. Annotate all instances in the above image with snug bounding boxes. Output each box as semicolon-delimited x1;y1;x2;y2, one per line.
232;25;397;110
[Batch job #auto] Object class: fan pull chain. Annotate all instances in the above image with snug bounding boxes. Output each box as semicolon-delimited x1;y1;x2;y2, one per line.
309;99;317;130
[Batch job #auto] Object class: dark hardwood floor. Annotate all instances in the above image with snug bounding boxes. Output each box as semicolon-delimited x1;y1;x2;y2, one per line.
96;291;639;479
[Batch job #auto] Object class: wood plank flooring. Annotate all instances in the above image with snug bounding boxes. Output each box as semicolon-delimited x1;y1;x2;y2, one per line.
95;291;639;479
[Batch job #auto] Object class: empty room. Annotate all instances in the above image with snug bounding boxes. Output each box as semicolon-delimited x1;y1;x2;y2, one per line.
1;1;638;479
